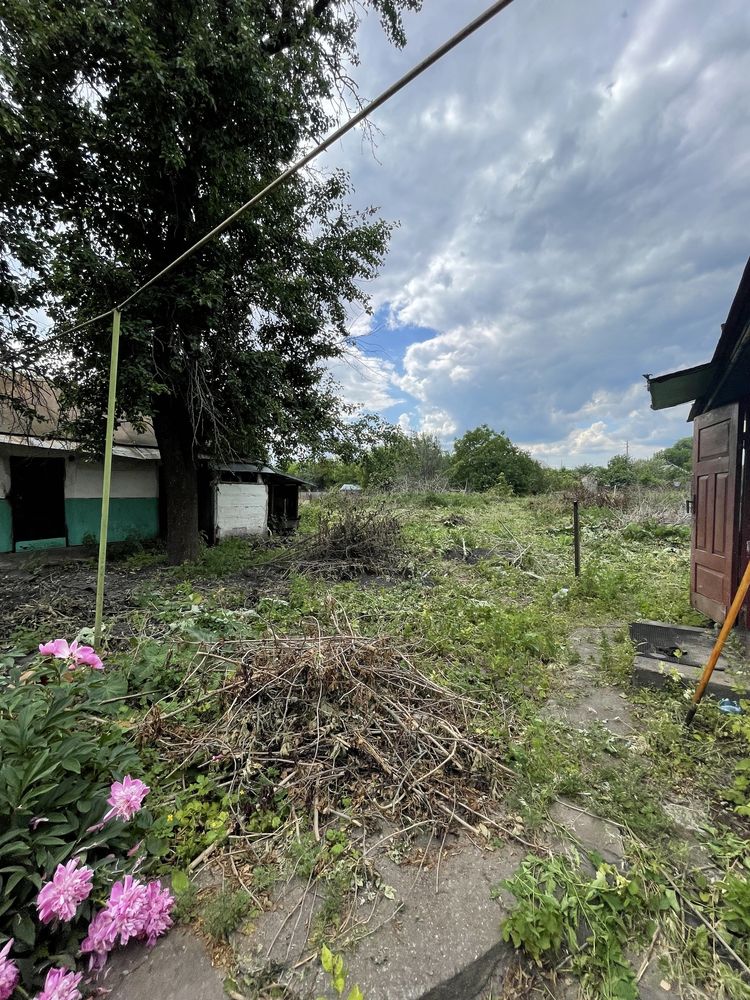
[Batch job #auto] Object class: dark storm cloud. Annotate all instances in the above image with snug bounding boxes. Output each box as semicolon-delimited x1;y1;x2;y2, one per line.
328;0;750;463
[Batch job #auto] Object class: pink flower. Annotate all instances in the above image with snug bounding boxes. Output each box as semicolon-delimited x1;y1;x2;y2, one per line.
102;776;150;823
80;878;174;971
0;938;19;1000
34;967;83;1000
36;859;94;924
39;639;70;658
70;645;104;670
140;880;174;947
105;876;148;946
80;909;117;971
38;638;104;670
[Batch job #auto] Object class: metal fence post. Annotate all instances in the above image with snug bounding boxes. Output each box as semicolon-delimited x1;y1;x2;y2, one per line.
94;308;121;648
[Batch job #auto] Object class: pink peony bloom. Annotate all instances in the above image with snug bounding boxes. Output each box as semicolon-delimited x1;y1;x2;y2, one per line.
80;909;118;971
34;967;83;1000
70;645;104;670
102;776;150;824
141;880;175;947
38;638;105;670
36;859;94;924
105;875;148;946
0;938;19;1000
39;639;70;658
80;878;174;971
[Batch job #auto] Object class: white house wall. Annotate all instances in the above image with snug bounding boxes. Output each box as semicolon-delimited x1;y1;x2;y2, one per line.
0;446;160;552
64;458;158;499
216;483;268;537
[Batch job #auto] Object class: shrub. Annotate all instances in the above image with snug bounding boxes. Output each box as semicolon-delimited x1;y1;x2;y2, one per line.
0;645;155;990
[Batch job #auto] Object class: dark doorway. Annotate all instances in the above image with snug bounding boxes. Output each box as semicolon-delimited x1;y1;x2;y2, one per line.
268;483;299;534
9;456;67;548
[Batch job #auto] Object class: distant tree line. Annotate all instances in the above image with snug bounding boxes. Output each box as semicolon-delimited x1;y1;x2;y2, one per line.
288;423;693;495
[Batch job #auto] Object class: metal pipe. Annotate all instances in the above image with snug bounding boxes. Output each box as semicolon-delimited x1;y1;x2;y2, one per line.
93;308;121;648
685;556;750;725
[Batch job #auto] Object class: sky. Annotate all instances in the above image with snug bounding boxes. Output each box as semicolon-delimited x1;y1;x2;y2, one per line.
323;0;750;467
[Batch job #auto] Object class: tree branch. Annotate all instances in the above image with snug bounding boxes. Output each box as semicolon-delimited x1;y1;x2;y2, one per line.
261;0;337;55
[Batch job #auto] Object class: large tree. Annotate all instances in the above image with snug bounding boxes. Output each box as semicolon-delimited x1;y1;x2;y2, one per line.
0;0;420;561
449;425;545;494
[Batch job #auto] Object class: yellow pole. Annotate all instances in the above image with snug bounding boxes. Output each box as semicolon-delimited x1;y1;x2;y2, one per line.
685;557;750;725
93;308;121;648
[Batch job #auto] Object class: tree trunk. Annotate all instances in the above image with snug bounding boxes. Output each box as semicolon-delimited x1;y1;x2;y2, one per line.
153;394;201;564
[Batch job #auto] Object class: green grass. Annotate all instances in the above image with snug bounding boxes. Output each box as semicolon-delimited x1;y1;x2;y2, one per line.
11;488;747;996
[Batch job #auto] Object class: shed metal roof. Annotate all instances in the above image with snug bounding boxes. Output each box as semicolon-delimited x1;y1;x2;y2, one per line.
646;362;715;410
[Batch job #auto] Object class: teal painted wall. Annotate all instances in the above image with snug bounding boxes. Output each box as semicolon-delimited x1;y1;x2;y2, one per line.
0;499;11;553
65;498;159;545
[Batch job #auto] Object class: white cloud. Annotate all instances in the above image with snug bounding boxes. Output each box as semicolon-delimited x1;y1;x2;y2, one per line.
325;344;403;413
324;0;750;463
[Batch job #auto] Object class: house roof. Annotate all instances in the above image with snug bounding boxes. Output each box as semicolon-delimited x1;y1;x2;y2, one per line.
0;375;158;449
646;256;750;419
214;462;314;487
0;377;313;485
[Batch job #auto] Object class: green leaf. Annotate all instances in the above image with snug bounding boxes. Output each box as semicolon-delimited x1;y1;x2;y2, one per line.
321;944;334;974
171;870;191;895
347;987;364;1000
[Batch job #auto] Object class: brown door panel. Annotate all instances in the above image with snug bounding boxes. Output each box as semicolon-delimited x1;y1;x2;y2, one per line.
691;402;740;623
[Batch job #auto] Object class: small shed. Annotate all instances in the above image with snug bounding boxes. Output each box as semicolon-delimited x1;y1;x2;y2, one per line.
0;379;309;553
646;256;750;623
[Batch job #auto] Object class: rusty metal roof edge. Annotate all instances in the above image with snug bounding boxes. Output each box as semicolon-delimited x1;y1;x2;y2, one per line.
0;432;161;461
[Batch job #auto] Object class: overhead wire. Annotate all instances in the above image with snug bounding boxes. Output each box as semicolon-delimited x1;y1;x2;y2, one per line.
60;0;518;334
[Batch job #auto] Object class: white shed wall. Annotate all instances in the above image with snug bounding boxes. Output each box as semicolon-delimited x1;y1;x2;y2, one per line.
65;458;159;499
216;483;268;537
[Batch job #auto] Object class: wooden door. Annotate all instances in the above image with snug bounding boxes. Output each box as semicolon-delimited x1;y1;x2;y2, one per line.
691;402;741;622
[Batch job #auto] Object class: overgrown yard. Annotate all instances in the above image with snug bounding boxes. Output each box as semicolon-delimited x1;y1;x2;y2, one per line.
1;492;748;1000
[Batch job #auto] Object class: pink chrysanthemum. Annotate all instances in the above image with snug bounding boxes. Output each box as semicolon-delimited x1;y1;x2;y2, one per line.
36;859;94;924
102;775;150;823
0;939;19;1000
34;967;83;1000
141;880;175;947
105;876;148;946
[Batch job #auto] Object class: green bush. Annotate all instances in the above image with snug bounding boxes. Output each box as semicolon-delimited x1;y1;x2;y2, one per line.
0;656;145;982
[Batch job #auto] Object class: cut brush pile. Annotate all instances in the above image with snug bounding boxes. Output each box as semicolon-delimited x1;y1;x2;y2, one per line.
144;631;518;845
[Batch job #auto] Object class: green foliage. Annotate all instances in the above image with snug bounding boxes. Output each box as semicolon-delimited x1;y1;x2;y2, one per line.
721;759;750;814
657;437;693;472
599;454;637;489
621;520;690;543
318;944;364;999
501;854;676;1000
719;873;750;961
149;775;233;866
0;0;422;560
361;429;450;489
201;888;254;941
0;657;144;979
449;425;545;494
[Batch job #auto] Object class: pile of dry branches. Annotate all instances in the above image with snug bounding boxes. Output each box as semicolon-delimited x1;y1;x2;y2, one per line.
295;498;407;578
147;630;516;843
